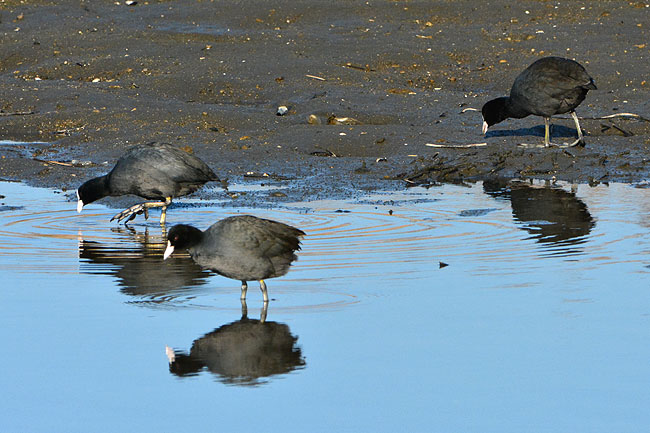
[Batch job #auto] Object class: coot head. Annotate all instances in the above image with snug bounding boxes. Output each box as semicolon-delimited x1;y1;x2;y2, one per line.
164;224;203;259
481;97;510;134
77;176;109;213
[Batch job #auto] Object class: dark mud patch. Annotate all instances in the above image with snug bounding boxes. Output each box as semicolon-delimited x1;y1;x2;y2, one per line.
0;0;648;206
400;138;649;186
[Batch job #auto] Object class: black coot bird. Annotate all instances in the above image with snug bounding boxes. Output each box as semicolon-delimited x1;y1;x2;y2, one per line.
167;302;305;385
76;142;219;224
163;215;305;302
481;56;596;147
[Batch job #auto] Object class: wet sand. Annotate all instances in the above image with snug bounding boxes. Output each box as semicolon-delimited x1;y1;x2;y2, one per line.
0;0;648;206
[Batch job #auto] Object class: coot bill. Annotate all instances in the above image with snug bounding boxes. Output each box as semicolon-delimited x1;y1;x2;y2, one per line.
481;57;596;147
163;215;305;302
76;142;219;224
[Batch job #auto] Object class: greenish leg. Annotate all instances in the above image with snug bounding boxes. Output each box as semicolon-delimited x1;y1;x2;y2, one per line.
260;279;269;303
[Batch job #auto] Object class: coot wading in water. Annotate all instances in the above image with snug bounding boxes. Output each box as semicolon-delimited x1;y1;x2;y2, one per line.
76;142;219;224
163;215;305;302
481;56;596;147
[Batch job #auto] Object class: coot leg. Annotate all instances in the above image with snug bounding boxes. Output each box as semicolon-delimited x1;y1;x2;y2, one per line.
111;196;173;224
544;117;552;147
569;111;586;146
240;298;248;318
241;281;248;300
260;301;268;323
259;279;269;303
160;204;168;224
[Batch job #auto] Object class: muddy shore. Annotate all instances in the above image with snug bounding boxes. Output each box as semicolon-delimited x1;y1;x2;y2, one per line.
1;0;648;208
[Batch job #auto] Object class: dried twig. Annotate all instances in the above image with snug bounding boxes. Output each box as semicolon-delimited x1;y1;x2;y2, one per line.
594;113;649;121
310;149;338;157
610;123;634;137
305;74;326;81
425;142;487;148
0;110;35;116
342;63;376;72
45;160;74;166
32;158;73;166
560;112;650;122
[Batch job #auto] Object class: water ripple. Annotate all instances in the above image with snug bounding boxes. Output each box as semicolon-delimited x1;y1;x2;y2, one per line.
1;181;649;309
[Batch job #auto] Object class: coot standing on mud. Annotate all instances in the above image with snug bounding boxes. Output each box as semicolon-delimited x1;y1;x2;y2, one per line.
481;56;596;147
76;142;219;224
163;215;305;302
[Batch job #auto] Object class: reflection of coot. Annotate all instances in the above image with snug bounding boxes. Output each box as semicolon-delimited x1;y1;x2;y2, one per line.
484;179;595;251
168;302;305;386
78;228;210;297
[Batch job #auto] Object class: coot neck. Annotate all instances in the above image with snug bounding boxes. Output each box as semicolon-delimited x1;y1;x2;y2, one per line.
504;96;532;119
183;226;205;250
79;175;111;205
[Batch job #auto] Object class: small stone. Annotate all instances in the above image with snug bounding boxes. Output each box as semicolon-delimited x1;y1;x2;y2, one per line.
308;114;322;125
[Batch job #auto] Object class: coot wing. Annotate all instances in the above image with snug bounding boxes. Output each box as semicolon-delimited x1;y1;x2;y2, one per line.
203;216;303;259
510;57;594;116
108;143;217;199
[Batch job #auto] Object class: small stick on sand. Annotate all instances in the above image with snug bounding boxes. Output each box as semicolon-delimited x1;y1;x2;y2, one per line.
0;110;35;116
559;112;649;122
609;123;634;137
32;158;74;166
305;74;326;81
342;63;375;72
46;160;74;166
425;142;487;148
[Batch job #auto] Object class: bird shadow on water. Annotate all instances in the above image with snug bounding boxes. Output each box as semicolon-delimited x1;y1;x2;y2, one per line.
485;124;577;139
78;225;212;300
482;179;595;257
166;301;306;386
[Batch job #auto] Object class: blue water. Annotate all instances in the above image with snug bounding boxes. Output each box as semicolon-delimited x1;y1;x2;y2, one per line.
1;180;649;433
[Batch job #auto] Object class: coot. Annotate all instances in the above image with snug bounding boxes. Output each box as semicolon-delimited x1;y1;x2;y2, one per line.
481;57;596;147
167;302;305;384
163;215;305;302
76;142;219;224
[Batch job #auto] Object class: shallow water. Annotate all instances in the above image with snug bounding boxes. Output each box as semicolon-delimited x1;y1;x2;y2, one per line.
1;180;649;432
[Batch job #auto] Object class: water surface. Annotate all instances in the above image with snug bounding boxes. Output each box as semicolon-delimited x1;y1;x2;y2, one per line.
1;180;649;432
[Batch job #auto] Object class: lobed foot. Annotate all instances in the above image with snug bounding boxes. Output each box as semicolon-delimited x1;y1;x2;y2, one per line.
111;203;149;223
517;139;584;149
517;142;548;149
110;197;171;224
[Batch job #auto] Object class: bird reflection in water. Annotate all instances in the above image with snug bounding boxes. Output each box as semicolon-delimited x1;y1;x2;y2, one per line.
78;226;211;299
166;301;305;386
484;179;595;255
